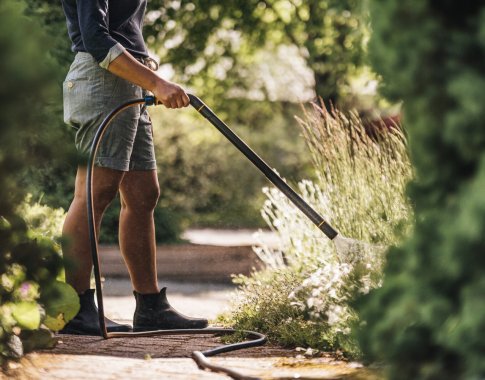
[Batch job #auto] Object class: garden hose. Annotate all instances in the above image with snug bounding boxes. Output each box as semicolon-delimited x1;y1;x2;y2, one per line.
86;94;338;380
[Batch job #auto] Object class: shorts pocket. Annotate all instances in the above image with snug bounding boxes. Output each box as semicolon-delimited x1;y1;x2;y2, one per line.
63;78;100;130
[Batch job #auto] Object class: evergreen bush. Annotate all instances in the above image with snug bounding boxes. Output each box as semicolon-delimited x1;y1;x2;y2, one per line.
355;1;485;379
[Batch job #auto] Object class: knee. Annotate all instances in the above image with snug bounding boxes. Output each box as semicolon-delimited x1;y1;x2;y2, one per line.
140;186;160;211
92;184;119;211
73;181;118;211
141;184;160;212
122;184;160;213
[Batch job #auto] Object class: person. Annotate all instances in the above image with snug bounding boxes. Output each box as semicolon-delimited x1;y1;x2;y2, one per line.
59;0;208;335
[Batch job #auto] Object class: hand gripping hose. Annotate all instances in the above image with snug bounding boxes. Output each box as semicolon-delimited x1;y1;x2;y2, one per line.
86;94;338;380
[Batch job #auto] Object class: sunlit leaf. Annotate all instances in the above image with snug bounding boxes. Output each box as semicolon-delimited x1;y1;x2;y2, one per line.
11;302;41;330
43;313;66;332
41;281;80;330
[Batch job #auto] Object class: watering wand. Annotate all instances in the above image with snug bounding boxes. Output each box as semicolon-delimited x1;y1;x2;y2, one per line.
186;94;338;239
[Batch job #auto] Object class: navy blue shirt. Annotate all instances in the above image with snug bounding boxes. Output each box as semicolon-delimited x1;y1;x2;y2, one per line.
61;0;149;64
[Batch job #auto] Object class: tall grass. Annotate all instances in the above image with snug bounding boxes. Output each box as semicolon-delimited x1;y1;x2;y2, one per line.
220;103;412;355
299;104;410;244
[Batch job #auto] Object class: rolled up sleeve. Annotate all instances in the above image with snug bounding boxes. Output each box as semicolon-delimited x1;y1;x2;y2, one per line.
77;0;125;67
99;43;125;69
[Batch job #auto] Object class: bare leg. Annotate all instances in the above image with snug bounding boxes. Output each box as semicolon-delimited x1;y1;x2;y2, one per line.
119;171;208;330
62;166;124;293
118;170;160;294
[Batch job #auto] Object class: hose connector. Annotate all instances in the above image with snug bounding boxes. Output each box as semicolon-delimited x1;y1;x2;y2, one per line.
145;95;156;106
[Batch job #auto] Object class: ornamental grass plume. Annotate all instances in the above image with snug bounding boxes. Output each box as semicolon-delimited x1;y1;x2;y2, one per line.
297;101;411;246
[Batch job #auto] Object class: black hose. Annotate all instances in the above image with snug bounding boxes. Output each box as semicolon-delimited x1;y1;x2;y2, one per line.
86;96;266;380
87;98;146;339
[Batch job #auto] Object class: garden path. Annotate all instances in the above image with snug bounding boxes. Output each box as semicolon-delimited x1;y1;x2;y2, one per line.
4;230;378;380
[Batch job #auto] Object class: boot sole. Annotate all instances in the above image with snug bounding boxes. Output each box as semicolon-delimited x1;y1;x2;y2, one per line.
133;323;208;332
59;326;133;335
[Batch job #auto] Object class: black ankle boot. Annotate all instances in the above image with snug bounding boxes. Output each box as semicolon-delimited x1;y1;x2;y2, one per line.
133;287;208;331
59;289;132;335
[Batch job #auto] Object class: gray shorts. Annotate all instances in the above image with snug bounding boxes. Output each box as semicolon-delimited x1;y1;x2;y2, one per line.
63;52;156;171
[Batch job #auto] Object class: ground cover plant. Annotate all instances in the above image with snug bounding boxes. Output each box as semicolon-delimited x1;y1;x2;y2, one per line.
0;0;79;365
355;1;485;379
220;102;412;355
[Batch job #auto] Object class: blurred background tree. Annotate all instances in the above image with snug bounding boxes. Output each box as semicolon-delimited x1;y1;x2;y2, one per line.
355;1;485;379
145;0;369;106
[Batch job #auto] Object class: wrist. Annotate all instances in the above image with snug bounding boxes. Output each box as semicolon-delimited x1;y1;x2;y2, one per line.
145;71;162;93
147;71;166;92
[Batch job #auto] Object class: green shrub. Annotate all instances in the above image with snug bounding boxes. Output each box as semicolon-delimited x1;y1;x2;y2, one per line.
221;268;348;351
220;103;411;355
0;0;78;364
355;1;485;379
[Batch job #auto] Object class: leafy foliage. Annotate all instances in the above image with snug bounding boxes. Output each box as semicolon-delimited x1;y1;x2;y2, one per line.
221;268;348;351
17;195;66;244
220;103;411;354
20;0;79;211
355;1;485;379
0;0;78;364
146;0;368;104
